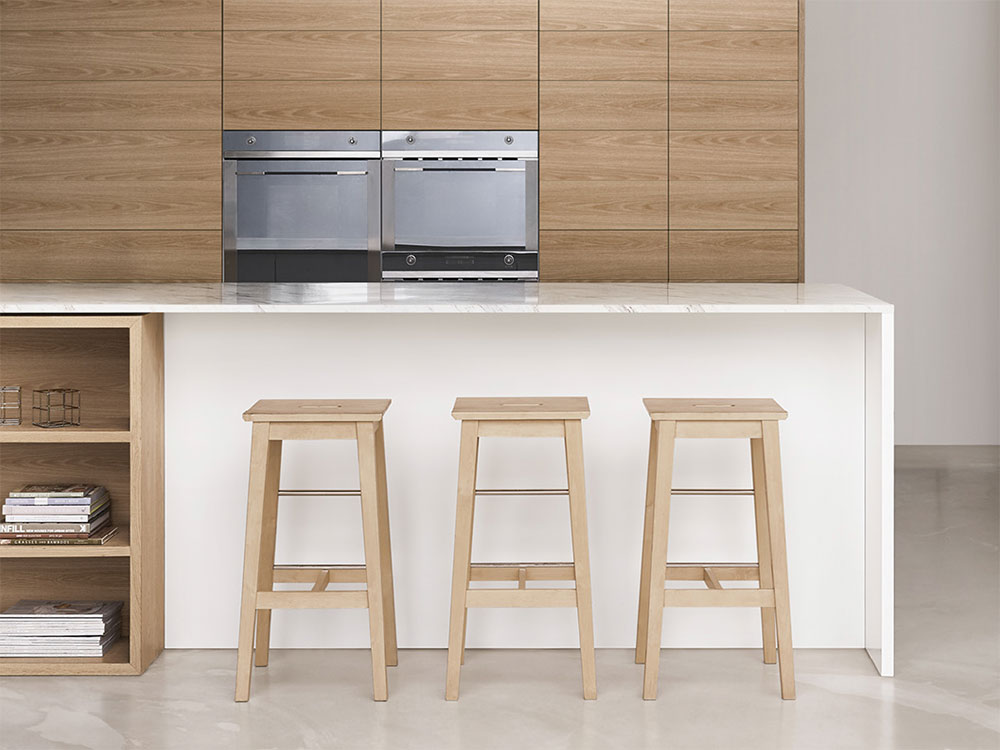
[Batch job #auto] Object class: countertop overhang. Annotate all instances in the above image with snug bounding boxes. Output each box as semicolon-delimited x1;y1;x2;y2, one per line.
0;282;892;314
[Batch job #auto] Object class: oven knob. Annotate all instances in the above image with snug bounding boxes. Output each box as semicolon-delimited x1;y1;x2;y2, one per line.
246;136;256;145
348;137;357;145
406;135;415;144
405;254;417;266
503;254;515;266
505;135;514;145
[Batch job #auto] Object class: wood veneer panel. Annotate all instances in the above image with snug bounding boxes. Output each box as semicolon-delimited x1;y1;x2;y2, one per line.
669;32;797;81
0;330;130;432
797;0;804;279
0;132;219;182
540;82;667;130
0;82;220;130
382;81;537;129
0;231;221;281
540;32;666;81
1;182;220;230
669;230;798;280
131;313;165;672
382;0;537;30
670;0;798;30
540;230;666;280
0;0;221;30
0;32;220;81
0;558;131;635
540;0;666;30
224;0;378;30
223;31;379;80
540;131;667;180
669;182;797;229
669;131;796;180
223;82;379;129
382;31;537;80
540;181;667;229
669;82;797;129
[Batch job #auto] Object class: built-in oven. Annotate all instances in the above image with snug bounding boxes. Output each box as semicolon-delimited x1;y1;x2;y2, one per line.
223;131;380;282
380;131;538;280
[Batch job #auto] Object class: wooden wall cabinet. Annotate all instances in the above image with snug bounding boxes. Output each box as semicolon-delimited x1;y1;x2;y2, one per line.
0;315;164;676
0;0;804;283
381;4;539;130
540;0;668;31
539;2;668;281
222;1;380;131
0;1;222;282
382;31;537;80
382;0;538;30
224;0;379;29
537;0;802;281
666;0;802;281
382;82;537;130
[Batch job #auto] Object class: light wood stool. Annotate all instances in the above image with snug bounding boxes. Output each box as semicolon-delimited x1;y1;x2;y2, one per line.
635;398;795;700
445;397;598;700
235;399;397;702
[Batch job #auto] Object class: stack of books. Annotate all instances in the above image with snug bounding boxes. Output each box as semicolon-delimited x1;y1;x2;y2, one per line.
0;484;118;545
0;600;123;657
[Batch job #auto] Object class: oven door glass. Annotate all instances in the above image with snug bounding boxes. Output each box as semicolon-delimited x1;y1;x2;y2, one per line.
234;160;370;251
390;162;528;251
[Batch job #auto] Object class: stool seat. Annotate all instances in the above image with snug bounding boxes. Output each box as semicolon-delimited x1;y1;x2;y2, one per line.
643;398;787;421
451;396;590;421
243;398;391;422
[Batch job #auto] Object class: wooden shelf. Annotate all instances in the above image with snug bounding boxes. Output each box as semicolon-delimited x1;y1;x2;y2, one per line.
0;422;131;443
0;314;164;677
0;529;130;559
0;636;134;676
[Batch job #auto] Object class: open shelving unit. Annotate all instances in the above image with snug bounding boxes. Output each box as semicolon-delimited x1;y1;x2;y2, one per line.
0;315;163;676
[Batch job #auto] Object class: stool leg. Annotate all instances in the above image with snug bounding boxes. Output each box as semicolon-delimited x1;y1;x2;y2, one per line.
446;420;479;700
358;422;388;701
460;471;477;667
565;419;597;700
642;420;676;700
253;439;282;668
761;421;796;699
235;423;279;702
750;437;777;665
635;421;659;664
374;422;398;668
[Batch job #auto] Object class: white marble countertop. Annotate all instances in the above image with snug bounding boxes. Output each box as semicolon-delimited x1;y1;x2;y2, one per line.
0;282;892;314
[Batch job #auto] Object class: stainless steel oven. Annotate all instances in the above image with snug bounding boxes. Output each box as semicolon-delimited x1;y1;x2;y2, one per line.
380;131;538;280
223;131;380;282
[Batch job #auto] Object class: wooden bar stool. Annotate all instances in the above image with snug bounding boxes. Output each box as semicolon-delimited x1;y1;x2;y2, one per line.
445;397;597;700
234;399;397;702
635;398;795;700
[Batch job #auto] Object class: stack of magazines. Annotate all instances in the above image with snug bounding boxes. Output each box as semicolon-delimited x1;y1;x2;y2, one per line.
0;600;123;657
0;485;118;545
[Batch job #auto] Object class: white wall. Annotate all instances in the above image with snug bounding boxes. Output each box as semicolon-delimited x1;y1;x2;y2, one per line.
805;0;1000;444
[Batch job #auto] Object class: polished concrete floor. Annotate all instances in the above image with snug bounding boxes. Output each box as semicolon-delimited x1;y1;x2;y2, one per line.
1;446;997;750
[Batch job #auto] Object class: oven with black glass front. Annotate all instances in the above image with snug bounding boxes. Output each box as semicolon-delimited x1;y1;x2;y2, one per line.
380;131;538;280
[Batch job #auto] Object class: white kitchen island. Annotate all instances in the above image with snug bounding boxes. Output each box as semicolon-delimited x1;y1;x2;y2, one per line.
0;282;894;676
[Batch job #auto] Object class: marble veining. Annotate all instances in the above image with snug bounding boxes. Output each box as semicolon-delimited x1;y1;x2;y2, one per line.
0;282;893;314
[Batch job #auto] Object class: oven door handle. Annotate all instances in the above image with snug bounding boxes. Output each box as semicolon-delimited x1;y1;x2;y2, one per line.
392;166;526;173
235;170;369;176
